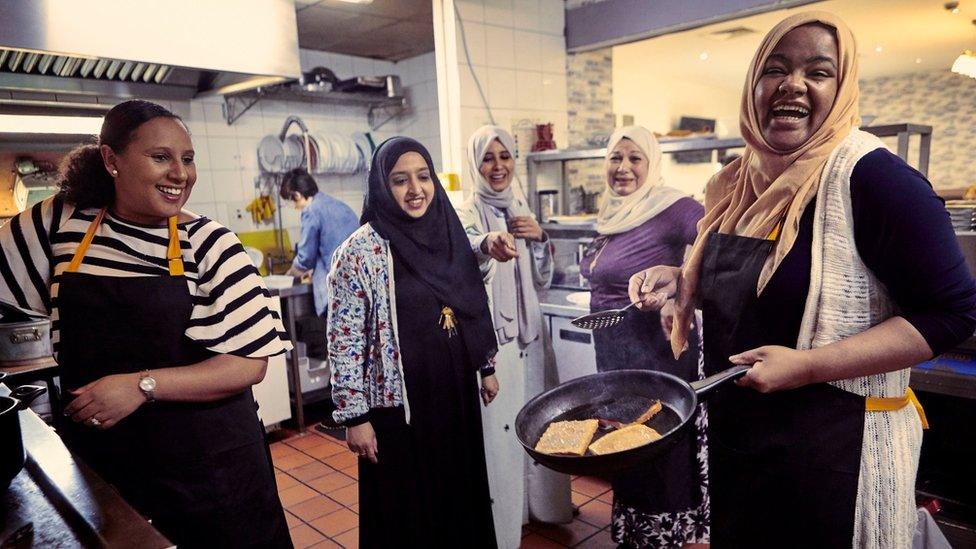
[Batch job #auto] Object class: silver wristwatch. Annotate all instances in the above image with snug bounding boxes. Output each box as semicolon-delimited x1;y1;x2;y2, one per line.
138;370;156;403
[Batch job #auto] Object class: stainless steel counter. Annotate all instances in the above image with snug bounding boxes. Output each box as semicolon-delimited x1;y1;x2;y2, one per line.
267;282;316;432
1;385;171;548
538;288;589;319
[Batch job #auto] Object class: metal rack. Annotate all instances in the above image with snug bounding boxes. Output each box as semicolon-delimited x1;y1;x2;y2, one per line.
222;83;407;129
525;123;933;217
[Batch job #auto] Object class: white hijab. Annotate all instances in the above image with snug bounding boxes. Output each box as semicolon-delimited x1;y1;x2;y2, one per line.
596;125;686;235
466;125;540;346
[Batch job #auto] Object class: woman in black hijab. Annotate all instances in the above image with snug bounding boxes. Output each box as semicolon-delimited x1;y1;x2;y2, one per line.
327;137;499;548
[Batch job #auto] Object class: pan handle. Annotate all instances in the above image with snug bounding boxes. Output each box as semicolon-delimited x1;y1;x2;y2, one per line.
690;365;750;398
11;384;46;410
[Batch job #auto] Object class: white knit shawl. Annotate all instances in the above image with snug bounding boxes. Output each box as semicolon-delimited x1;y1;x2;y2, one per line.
797;128;923;549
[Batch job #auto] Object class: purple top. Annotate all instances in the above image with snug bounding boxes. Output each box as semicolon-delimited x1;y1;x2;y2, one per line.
581;197;704;311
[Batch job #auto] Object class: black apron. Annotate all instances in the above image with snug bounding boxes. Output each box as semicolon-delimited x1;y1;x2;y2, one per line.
699;230;865;548
57;210;291;549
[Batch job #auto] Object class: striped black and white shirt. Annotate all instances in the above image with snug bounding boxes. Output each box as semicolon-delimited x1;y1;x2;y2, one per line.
0;197;291;358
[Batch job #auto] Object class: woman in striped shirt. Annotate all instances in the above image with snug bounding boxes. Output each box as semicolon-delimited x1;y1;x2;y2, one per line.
0;100;293;548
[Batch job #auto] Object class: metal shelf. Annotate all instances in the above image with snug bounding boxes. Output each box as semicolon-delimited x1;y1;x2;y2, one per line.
222;82;407;129
525;123;933;217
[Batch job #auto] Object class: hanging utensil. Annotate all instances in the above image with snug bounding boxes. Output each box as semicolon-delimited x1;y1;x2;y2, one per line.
570;302;640;330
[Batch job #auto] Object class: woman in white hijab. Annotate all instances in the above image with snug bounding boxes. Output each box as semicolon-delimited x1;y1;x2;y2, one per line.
580;125;709;547
456;125;572;548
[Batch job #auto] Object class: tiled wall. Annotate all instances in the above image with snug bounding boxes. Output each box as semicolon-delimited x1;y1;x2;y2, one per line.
451;0;569;192
859;70;976;191
163;49;438;243
565;48;614;201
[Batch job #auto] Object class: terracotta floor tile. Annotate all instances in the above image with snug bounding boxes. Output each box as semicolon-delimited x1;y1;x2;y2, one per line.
310;539;342;549
279;484;318;508
530;519;600;546
324;451;358;471
576;528;616;549
316;429;346;444
577;499;612;528
596;490;614;504
329;483;359;506
572;476;611;498
290;461;336;483
274;451;317;471
271;442;299;460
289;524;325;549
519;533;564;548
571;490;592;507
350;503;359;514
290;495;343;522
332;527;358;549
304;441;348;459
309;508;359;537
284;510;302;529
341;464;358;480
286;433;331;451
276;471;300;491
308;472;356;494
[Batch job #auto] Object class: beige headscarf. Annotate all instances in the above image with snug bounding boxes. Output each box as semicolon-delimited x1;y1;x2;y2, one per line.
671;11;860;357
596;126;686;235
466;125;541;346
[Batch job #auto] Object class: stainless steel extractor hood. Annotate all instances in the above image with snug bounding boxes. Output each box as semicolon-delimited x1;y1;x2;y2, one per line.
0;0;302;110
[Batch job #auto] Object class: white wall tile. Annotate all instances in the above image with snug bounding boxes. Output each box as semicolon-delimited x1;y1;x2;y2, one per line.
511;0;541;31
483;0;514;27
456;21;487;67
456;0;485;22
487;68;518;109
329;53;355;78
516;70;544;110
483;26;516;69
541;72;567;111
459;63;490;108
541;34;567;74
207;137;241;171
211;169;244;201
192;140;210;171
203;103;235;137
513;30;542;72
538;0;565;36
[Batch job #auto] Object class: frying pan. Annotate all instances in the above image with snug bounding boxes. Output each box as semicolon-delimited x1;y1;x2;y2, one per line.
515;365;749;477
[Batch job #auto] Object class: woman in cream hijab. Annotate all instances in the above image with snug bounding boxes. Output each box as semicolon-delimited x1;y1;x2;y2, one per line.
630;12;976;547
456;125;571;548
580;126;707;547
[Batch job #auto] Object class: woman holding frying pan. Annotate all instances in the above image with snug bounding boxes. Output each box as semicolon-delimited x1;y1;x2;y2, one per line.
630;12;976;547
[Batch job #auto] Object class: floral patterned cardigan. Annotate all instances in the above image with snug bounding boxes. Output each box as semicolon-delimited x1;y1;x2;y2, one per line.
327;223;494;426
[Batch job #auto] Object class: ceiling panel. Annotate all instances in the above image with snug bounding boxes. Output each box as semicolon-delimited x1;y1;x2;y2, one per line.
295;0;435;61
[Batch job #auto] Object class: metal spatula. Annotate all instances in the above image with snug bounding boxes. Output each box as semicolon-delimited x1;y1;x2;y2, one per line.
570;302;639;330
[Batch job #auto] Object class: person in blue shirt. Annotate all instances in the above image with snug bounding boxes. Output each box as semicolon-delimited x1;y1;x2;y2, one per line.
282;168;359;316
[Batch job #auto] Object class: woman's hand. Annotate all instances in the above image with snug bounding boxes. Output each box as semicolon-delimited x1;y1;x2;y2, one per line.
508;216;545;242
628;265;681;311
730;346;816;393
64;373;145;430
347;422;379;464
481;232;519;262
480;374;499;405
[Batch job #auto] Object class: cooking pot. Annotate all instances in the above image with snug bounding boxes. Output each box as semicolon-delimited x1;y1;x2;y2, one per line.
0;302;52;363
515;365;748;477
0;318;53;363
0;372;47;488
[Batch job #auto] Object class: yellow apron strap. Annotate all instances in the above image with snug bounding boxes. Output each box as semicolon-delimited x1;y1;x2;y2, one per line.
66;208;107;273
767;221;783;242
66;209;184;276
865;387;929;429
167;216;185;276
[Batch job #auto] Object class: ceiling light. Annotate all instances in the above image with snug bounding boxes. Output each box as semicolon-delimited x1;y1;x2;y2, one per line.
699;52;709;61
0;114;102;134
945;1;961;13
952;50;976;78
916;58;923;63
875;45;884;53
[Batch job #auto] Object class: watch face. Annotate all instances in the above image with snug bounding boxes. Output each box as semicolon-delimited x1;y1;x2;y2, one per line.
139;377;156;392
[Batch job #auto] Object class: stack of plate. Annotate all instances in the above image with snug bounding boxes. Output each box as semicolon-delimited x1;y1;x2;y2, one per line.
946;200;976;231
